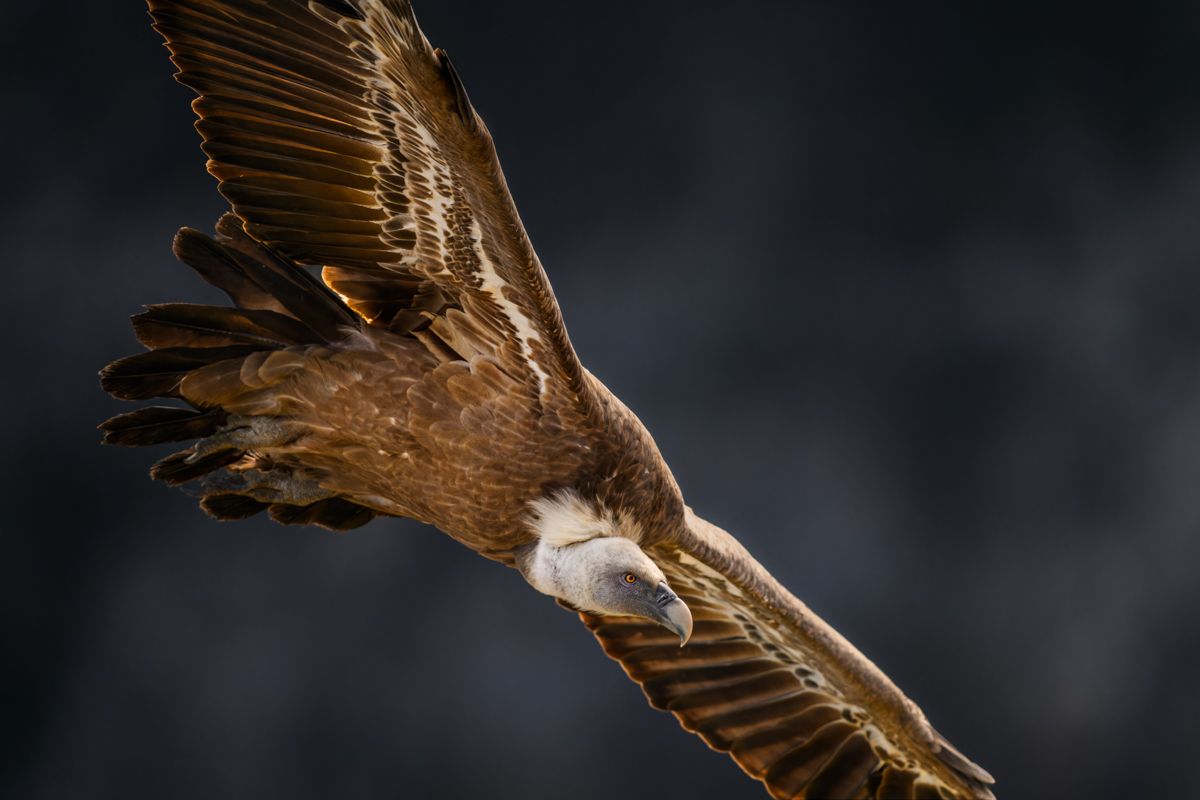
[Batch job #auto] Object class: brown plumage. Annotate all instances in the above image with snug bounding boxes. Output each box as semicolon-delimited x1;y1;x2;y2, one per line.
100;1;996;797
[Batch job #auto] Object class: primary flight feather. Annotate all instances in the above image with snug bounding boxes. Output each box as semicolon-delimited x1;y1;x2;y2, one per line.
100;1;996;798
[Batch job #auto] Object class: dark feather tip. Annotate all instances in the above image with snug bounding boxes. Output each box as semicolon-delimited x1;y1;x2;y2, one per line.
201;494;269;521
435;49;477;130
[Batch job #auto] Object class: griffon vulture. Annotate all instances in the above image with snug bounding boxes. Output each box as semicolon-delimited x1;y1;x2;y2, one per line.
100;2;996;797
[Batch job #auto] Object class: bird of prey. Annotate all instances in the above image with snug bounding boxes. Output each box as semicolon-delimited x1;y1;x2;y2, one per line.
100;2;996;798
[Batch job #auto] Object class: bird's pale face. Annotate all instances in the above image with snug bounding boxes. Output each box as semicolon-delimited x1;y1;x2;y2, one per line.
583;538;694;645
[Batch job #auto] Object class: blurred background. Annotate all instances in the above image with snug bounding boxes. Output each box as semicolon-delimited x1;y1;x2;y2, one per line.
3;1;1199;798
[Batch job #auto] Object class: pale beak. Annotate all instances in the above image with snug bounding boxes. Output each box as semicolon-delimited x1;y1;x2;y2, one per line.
652;582;694;646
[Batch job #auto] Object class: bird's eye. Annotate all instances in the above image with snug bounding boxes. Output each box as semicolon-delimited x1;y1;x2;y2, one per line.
623;573;638;584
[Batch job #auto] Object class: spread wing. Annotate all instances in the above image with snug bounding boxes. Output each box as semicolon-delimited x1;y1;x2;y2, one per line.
148;0;589;411
579;511;996;800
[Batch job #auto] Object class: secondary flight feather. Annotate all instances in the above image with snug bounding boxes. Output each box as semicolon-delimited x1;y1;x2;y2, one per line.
101;2;996;798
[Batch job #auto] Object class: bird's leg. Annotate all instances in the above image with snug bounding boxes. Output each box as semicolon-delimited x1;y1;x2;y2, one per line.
185;415;304;463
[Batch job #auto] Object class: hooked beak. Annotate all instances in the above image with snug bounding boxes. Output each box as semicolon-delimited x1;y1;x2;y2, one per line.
652;582;693;646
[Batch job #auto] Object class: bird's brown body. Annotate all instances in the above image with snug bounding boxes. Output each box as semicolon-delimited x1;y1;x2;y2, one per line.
101;1;995;797
152;246;684;558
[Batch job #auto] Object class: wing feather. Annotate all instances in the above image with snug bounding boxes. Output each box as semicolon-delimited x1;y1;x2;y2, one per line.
148;0;589;410
579;510;995;800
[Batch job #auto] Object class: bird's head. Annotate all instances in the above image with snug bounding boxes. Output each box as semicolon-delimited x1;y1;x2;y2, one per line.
518;492;693;645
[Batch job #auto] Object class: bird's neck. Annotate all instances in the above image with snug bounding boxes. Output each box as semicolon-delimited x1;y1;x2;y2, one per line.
516;538;591;606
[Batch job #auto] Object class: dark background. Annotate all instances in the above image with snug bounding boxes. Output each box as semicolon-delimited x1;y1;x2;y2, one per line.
4;2;1199;798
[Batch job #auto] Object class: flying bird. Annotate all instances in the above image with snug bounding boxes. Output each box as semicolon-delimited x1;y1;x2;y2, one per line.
100;1;996;798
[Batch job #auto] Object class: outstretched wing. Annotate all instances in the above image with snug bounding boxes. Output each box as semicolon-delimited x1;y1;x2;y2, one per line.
148;0;589;410
579;511;996;800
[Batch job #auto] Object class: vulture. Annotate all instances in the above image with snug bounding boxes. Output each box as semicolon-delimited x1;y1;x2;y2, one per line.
100;1;996;798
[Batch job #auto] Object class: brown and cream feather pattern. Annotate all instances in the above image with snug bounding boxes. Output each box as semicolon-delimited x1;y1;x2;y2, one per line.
100;1;995;797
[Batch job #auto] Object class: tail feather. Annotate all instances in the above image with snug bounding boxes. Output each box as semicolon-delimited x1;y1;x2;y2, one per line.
268;497;375;530
201;493;270;521
101;214;380;532
100;345;262;400
100;406;226;447
199;492;372;532
150;448;243;486
133;304;317;350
